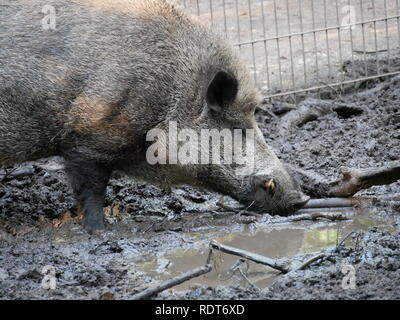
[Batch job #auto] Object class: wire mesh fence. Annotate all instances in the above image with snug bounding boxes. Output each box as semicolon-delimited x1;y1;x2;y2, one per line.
180;0;400;100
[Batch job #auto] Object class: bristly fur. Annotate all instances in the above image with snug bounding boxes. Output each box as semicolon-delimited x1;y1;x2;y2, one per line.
0;0;308;231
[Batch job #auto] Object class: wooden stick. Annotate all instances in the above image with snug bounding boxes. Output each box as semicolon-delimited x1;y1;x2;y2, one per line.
298;207;353;213
289;162;400;198
328;162;400;197
130;264;212;300
304;198;355;208
286;212;350;222
210;241;290;273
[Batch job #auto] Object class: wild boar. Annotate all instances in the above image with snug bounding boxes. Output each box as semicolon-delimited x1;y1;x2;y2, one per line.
0;0;309;232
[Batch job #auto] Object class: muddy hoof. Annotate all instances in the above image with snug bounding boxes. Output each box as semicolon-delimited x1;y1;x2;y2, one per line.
83;219;106;234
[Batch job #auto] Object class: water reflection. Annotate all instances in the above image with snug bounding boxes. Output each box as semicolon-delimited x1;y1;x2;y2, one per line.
136;210;394;291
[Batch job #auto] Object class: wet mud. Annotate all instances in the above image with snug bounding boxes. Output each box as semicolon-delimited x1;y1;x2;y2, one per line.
0;75;399;300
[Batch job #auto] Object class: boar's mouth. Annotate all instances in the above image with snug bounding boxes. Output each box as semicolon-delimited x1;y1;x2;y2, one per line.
193;165;310;215
196;172;310;216
235;192;310;216
229;177;310;216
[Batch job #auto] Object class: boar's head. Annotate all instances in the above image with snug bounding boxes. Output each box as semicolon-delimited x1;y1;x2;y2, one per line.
137;64;309;216
193;68;310;215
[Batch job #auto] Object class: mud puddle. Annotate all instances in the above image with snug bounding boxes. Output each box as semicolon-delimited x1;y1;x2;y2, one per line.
135;207;395;292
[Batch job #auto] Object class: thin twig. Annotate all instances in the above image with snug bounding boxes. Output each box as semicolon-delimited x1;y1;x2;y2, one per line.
237;267;261;291
353;48;388;54
216;200;260;217
336;230;356;250
335;230;359;253
291;230;357;273
0;167;17;182
290;253;326;273
219;259;247;281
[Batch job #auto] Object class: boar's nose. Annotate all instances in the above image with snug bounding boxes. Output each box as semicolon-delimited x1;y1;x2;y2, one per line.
292;193;310;211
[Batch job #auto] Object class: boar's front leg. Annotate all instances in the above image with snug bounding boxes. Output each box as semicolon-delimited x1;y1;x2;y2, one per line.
64;156;112;233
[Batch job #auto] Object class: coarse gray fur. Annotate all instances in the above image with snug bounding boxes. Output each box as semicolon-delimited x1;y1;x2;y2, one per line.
0;0;309;232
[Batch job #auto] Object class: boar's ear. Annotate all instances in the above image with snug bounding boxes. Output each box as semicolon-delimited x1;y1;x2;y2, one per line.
206;70;238;112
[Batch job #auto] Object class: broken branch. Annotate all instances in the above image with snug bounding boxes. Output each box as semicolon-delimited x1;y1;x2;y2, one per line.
286;212;350;222
328;162;400;197
304;198;355;208
289;162;400;198
210;241;290;273
130;264;212;300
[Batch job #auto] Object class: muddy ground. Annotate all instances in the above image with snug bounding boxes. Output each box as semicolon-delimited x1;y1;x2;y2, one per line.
0;74;399;300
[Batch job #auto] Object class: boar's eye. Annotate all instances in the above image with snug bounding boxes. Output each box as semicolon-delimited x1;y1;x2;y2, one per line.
263;178;276;196
206;70;238;112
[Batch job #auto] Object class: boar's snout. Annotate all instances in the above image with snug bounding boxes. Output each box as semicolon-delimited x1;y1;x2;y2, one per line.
240;174;310;215
287;191;310;211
